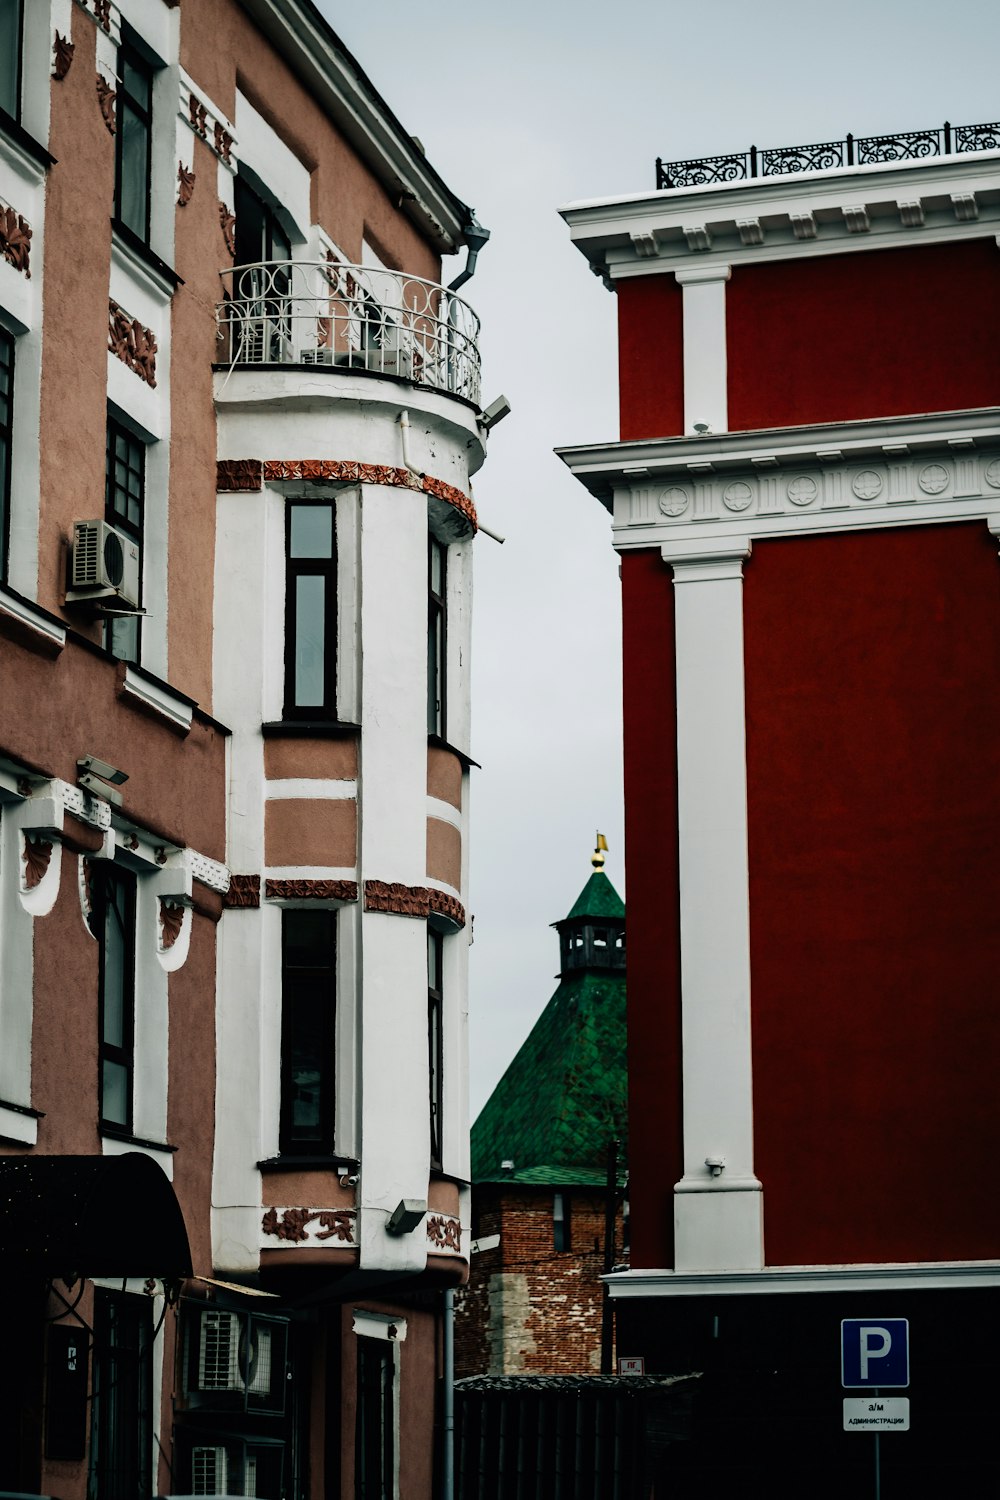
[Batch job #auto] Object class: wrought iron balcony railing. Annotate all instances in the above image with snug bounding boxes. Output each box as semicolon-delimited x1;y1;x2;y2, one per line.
656;118;1000;190
217;259;481;406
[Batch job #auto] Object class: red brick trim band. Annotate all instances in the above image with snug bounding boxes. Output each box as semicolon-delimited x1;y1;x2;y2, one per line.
265;878;359;902
223;874;260;908
428;889;467;928
216;458;477;531
363;880;466;926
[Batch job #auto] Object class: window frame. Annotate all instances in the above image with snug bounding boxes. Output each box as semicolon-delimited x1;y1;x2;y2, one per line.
0;325;13;584
553;1191;571;1253
104;414;145;662
279;906;337;1156
283;501;337;721
93;861;137;1134
113;25;154;246
89;1289;153;1500
428;927;444;1171
0;0;24;124
427;534;447;737
355;1336;395;1500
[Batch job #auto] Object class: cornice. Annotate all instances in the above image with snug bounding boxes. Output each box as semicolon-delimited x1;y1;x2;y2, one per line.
605;1260;1000;1298
561;151;1000;280
235;0;475;254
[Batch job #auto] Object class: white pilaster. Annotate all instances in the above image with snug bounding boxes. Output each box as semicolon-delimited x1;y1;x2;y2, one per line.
675;265;731;436
666;537;762;1271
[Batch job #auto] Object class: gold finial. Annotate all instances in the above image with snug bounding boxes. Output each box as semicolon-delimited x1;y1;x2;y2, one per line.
592;832;608;869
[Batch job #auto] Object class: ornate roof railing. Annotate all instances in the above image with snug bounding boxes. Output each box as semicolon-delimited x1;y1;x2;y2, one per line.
217;259;481;406
656;119;1000;190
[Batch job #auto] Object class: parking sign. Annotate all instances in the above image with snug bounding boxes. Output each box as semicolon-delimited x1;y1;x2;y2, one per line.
841;1319;909;1388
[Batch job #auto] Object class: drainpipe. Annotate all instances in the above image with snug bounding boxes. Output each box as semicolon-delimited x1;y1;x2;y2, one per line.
447;220;491;294
442;1287;455;1500
399;411;505;544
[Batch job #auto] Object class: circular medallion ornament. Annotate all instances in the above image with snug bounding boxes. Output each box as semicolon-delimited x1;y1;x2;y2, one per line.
918;463;949;495
722;480;753;512
786;475;818;507
657;486;690;517
984;458;1000;490
851;469;883;501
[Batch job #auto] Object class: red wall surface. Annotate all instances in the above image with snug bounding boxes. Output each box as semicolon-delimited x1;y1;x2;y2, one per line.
744;521;1000;1265
618;277;684;440
620;550;683;1267
727;240;1000;431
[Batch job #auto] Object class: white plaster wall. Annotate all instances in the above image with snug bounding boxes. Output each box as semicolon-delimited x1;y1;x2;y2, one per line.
235;91;310;245
213;909;268;1272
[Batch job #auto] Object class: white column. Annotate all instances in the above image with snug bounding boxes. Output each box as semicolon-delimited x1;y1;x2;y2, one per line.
666;538;762;1272
675;265;731;436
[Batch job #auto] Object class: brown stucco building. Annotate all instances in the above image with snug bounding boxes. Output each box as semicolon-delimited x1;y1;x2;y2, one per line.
0;2;491;1495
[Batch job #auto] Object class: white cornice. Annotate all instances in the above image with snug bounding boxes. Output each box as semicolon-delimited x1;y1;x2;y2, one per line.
561;152;1000;280
605;1260;1000;1298
236;0;474;254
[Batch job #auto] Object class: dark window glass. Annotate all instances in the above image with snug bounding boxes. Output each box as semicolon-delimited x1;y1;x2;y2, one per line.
553;1192;571;1252
428;536;446;736
114;31;153;242
285;503;336;718
356;1338;394;1500
0;327;13;581
428;929;443;1170
234;173;292;265
93;864;136;1131
0;0;23;120
104;416;144;662
89;1291;152;1500
280;908;336;1154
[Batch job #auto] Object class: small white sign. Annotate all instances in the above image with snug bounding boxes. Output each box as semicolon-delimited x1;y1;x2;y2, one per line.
843;1397;910;1432
618;1357;645;1376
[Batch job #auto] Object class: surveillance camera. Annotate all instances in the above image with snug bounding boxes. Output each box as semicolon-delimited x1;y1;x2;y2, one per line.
77;754;129;785
479;394;511;433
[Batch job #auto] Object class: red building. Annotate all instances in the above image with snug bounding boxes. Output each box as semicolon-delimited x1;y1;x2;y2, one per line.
559;122;1000;1493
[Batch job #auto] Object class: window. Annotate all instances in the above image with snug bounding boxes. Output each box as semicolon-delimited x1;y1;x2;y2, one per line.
105;416;144;662
234;173;292;267
284;503;336;719
279;908;336;1155
89;1290;152;1500
428;928;443;1170
114;28;153;244
355;1337;394;1500
93;862;137;1132
427;535;446;736
0;0;23;122
553;1192;571;1252
0;327;12;581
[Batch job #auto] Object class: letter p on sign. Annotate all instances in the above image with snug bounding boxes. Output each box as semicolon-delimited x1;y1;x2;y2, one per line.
841;1318;909;1388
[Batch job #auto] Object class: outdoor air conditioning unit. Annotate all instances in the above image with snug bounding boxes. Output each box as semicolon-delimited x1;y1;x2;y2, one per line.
194;1309;275;1398
67;519;141;609
191;1444;229;1495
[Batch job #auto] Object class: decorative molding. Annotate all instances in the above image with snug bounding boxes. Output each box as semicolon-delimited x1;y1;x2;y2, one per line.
179;72;237;170
96;73;116;133
789;211;817;240
120;666;193;732
952;191;979;222
188;852;230;894
898;199;924;228
21;836;53;892
261;459;477;531
177;163;195;207
842;204;870;233
606;1260;1000;1299
108;300;157;387
426;1213;462;1252
53;33;75;80
158;899;185;951
265;878;358;902
683;224;712;252
216;458;262;492
736;218;764;246
224;873;260;908
213;121;234;164
364;879;432;918
261;1206;357;1245
218;201;236;258
0;201;32;278
428;889;466;928
61;783;112;830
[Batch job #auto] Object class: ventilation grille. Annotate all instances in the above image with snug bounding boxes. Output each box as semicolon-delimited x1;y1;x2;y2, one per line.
198;1310;239;1390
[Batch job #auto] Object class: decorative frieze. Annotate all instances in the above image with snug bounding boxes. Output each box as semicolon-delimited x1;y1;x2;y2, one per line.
188;851;230;894
364;880;432;918
96;73;116;133
428;889;467;928
0;202;31;278
626;448;1000;534
53;33;75;80
21;837;53;893
426;1213;462;1253
223;873;260;908
218;202;236;258
177;163;196;207
261;459;478;532
261;1207;357;1245
265;878;359;902
179;73;237;169
108;300;157;387
217;459;262;492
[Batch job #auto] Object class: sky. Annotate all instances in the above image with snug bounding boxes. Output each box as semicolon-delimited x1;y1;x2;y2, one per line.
318;0;1000;1116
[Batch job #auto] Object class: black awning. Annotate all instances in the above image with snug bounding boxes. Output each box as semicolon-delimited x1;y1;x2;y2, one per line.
0;1152;192;1278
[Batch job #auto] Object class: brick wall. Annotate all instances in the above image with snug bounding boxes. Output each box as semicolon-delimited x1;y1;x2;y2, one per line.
455;1185;626;1377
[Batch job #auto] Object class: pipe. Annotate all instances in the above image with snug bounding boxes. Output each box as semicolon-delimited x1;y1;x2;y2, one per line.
442;1287;455;1500
447;221;491;293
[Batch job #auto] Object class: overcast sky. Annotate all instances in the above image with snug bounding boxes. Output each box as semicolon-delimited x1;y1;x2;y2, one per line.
318;0;1000;1116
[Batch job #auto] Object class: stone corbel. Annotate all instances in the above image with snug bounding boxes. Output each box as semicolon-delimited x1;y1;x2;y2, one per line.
11;781;112;918
148;856;194;972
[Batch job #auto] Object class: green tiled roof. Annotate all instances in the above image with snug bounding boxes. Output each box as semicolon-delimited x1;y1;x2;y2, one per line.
563;870;625;923
471;967;627;1187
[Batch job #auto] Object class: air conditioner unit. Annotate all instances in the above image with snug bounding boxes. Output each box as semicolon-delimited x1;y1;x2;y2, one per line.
191;1444;228;1495
68;519;141;609
197;1309;240;1391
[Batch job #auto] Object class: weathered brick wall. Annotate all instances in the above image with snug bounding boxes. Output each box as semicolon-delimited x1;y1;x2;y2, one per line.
455;1185;626;1377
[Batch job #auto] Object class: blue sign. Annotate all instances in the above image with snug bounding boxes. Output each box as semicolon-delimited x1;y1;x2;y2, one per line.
841;1319;909;1388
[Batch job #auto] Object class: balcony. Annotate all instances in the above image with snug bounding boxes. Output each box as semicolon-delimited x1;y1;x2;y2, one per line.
217;259;481;407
